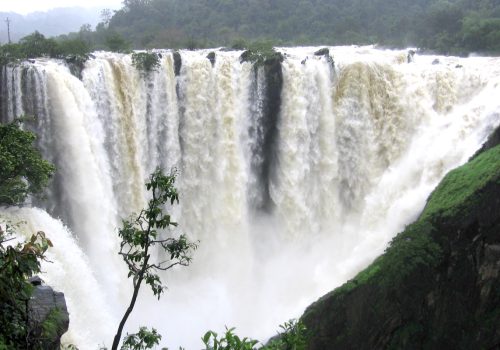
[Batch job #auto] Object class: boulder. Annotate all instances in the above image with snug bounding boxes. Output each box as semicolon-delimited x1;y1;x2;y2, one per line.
207;51;216;67
314;47;329;56
28;277;69;350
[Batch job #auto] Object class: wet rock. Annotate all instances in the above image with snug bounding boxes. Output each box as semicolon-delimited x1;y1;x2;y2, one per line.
173;51;182;76
207;51;216;67
28;277;69;350
314;47;329;56
407;49;416;63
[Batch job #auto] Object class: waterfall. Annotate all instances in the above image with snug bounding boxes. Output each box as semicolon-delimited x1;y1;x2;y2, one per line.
1;46;499;349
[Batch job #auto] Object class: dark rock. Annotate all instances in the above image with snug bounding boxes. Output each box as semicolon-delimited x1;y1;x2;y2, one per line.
240;50;252;62
313;48;335;70
301;142;500;350
64;54;89;80
28;278;69;350
314;48;330;56
432;58;440;65
407;49;416;63
326;54;335;71
173;51;182;76
207;51;216;67
471;124;500;160
29;276;44;286
455;64;463;68
245;55;283;212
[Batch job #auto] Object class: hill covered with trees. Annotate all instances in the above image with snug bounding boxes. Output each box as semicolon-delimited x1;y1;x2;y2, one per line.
106;0;500;54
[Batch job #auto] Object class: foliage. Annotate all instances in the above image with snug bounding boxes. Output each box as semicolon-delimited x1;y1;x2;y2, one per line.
421;144;500;220
0;31;91;65
111;168;197;350
0;223;52;349
131;51;161;73
122;327;161;350
99;0;500;53
0;43;25;65
105;31;131;53
19;31;59;58
202;327;259;350
40;308;66;344
240;41;283;66
0;121;55;206
264;320;307;350
201;320;307;350
56;38;91;57
3;0;500;54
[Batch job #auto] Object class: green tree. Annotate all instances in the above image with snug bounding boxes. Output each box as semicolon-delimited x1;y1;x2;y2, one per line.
0;121;55;206
202;327;258;350
19;31;58;58
0;43;24;65
201;320;307;350
57;38;91;57
0;223;53;349
121;327;161;350
111;169;197;350
131;51;160;72
105;31;131;52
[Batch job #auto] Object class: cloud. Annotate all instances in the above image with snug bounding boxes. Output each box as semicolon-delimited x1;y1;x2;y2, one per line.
0;0;123;15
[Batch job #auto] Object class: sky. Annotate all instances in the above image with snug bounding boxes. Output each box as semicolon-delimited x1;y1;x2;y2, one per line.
0;0;123;15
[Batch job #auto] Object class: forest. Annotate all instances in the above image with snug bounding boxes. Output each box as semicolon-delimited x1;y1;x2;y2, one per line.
106;0;500;54
1;0;499;59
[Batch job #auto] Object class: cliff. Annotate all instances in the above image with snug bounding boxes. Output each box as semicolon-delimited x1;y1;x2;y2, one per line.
301;135;500;349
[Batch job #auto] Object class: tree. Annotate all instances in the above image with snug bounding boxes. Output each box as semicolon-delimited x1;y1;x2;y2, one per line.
131;51;160;72
105;31;131;52
0;226;53;349
101;9;113;28
111;168;197;350
19;31;59;58
0;121;55;206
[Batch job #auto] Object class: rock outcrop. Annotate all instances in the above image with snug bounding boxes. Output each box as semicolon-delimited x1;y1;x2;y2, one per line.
28;277;69;350
301;133;500;349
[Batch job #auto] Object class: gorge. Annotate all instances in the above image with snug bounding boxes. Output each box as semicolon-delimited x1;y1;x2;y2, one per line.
1;46;499;349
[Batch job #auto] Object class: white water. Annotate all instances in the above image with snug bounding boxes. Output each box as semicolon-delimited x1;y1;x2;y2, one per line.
1;46;499;349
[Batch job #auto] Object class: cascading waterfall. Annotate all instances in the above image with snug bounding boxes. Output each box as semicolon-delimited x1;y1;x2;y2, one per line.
1;46;499;349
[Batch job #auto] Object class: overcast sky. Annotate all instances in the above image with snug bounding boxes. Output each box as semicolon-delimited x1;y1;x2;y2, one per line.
0;0;123;15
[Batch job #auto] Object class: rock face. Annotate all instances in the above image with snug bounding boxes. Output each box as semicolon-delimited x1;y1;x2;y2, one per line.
314;48;330;56
173;51;182;76
28;277;69;350
301;135;500;349
259;56;283;212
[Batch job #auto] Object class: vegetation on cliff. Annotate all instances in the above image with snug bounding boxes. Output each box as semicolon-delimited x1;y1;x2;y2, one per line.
301;142;500;349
